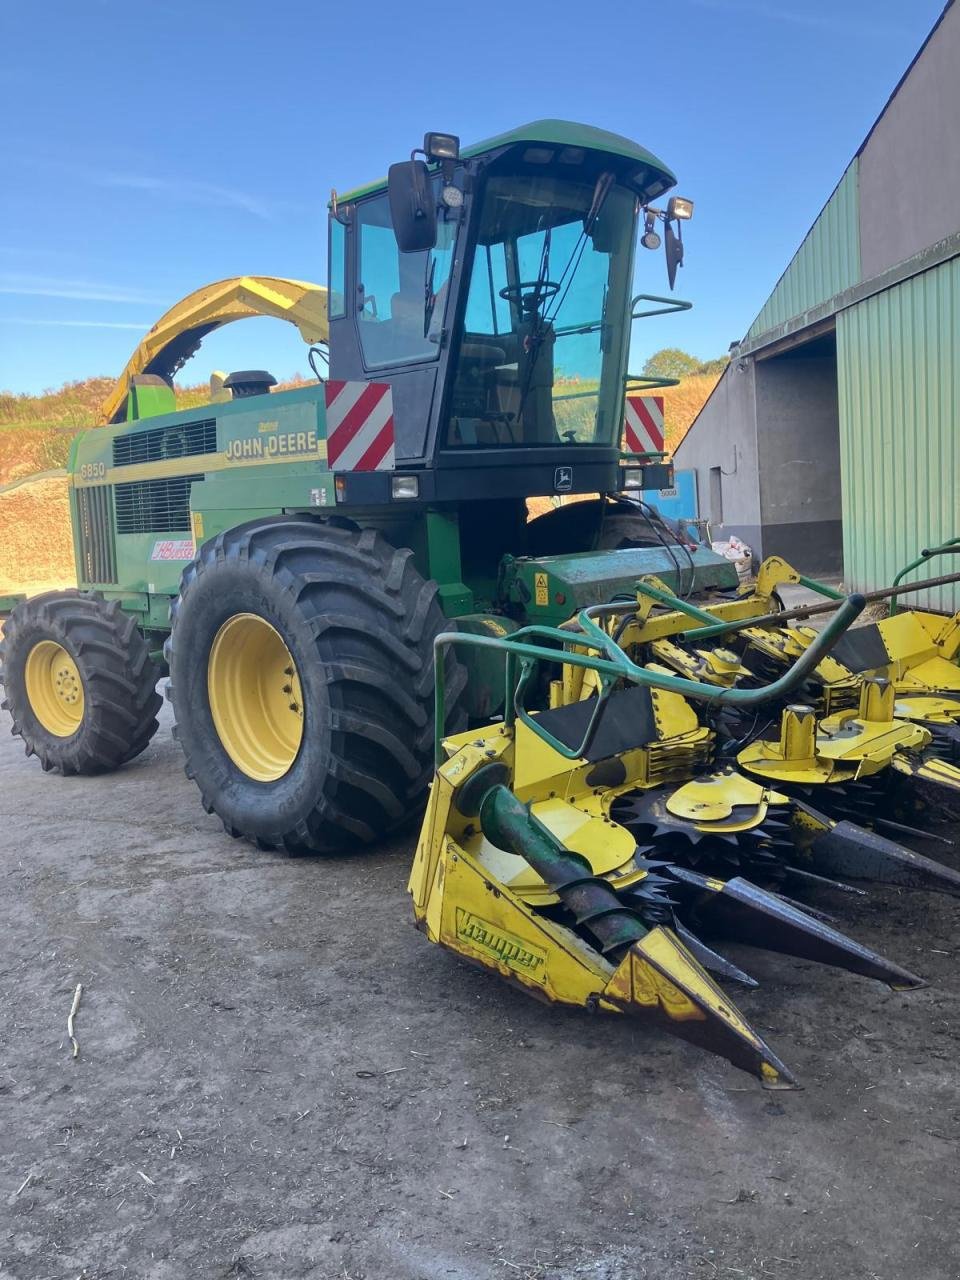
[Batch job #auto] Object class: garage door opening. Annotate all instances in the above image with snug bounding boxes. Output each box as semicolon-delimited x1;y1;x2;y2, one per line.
754;328;843;575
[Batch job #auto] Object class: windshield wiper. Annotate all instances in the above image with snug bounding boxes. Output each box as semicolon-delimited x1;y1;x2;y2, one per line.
544;171;615;328
423;253;437;339
583;171;615;237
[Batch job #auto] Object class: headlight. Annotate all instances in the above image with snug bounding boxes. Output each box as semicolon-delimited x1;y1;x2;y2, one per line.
391;474;419;499
622;468;645;490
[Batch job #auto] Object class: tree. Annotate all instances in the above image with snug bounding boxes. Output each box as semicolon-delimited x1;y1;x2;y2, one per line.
641;348;701;380
696;355;731;377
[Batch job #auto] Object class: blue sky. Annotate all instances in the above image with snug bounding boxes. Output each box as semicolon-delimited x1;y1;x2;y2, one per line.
0;0;945;395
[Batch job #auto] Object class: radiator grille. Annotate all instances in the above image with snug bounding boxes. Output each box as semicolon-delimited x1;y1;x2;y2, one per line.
113;418;217;467
75;485;118;584
114;475;201;534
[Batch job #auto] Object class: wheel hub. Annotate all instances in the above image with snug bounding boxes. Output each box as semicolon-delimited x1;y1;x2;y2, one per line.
24;640;85;737
207;613;304;782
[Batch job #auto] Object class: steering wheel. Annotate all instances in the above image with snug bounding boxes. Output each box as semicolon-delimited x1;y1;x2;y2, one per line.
499;280;561;311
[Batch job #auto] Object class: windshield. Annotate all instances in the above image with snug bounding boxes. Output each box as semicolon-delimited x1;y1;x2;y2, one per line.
445;171;636;449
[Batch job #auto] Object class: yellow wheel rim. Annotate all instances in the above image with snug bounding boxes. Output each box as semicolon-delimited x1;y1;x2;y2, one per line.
24;640;85;737
207;613;304;782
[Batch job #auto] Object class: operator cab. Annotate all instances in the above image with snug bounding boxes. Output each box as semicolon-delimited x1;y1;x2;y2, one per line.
327;121;690;501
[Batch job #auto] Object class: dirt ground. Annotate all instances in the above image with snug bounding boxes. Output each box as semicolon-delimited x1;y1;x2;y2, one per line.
1;697;959;1280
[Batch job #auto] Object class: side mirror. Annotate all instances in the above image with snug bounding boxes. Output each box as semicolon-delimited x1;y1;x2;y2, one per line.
665;220;684;290
388;159;437;253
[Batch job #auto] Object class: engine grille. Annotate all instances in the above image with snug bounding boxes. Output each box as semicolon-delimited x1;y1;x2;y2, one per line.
113;418;217;467
75;485;118;584
114;475;202;534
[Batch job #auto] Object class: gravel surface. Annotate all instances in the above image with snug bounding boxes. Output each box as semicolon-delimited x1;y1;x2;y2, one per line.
2;697;958;1279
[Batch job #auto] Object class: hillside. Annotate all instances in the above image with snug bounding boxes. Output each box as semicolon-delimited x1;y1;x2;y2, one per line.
0;371;719;595
0;377;231;595
661;371;722;451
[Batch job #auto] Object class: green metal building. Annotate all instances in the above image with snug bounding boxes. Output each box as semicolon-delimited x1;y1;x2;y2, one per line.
675;0;959;609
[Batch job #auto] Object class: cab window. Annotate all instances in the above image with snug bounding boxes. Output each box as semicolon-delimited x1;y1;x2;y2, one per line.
329;216;346;320
356;191;456;368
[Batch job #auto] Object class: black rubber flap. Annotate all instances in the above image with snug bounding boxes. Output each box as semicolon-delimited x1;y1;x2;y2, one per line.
827;624;890;674
533;686;656;762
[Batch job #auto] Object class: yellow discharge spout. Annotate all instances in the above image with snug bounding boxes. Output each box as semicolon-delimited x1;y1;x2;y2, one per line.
99;276;328;425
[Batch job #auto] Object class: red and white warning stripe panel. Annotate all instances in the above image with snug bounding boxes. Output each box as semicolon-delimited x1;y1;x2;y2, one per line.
623;394;665;454
324;380;395;471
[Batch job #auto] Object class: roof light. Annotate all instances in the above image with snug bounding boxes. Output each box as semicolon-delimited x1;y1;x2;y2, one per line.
523;147;554;164
424;132;460;162
667;196;694;221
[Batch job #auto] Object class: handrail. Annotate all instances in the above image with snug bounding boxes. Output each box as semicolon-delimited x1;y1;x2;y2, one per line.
630;293;693;321
432;594;864;763
624;373;679;391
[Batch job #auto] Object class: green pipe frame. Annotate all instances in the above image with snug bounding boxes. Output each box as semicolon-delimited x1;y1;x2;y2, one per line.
657;573;844;642
432;594;864;764
889;539;960;615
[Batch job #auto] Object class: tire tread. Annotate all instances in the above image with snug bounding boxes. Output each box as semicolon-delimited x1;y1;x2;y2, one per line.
0;590;162;775
167;517;465;854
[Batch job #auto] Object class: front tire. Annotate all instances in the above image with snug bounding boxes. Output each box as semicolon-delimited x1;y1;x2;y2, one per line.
167;517;466;854
0;591;162;774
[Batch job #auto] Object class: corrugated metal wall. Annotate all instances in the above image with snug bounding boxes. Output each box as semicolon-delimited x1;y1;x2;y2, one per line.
746;163;861;342
837;254;960;611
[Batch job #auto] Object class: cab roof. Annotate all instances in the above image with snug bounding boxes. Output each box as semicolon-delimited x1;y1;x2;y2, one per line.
336;119;677;204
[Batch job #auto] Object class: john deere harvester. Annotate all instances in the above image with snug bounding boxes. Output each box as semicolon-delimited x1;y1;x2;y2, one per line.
1;121;732;851
3;120;958;1086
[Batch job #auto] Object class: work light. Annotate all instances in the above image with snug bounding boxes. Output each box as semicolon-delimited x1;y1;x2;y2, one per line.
424;133;460;162
667;196;694;221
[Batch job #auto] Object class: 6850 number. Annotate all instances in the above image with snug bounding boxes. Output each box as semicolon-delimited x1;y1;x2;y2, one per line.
78;462;106;481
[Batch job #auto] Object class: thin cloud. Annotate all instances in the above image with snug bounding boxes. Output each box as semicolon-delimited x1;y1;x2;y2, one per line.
14;154;284;221
687;0;911;36
94;169;277;220
0;274;162;305
0;317;150;330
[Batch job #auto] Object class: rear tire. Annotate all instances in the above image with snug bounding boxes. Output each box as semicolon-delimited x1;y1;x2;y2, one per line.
0;591;162;774
166;516;466;854
526;498;686;555
594;510;680;550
